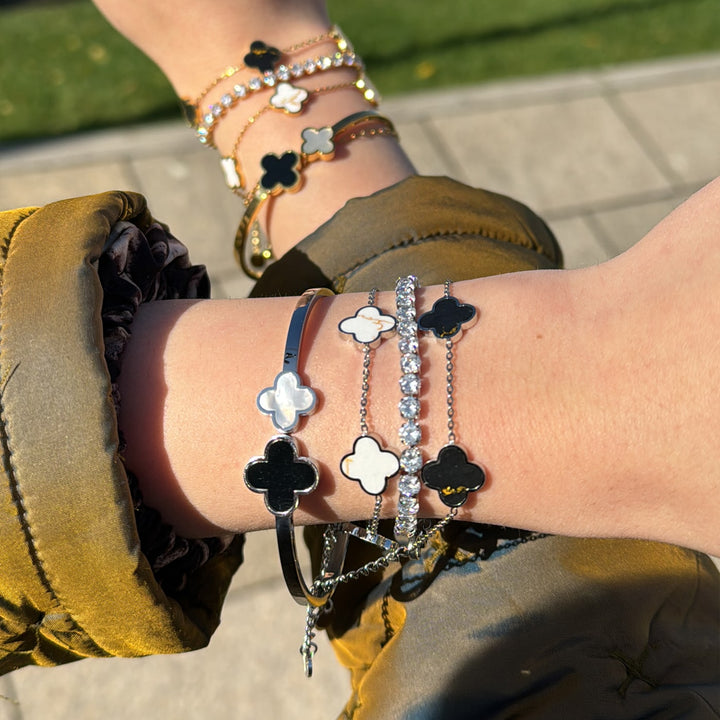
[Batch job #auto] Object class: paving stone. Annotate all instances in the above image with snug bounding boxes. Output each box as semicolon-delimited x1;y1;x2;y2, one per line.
381;70;600;123
612;78;720;186
0;677;22;720
0;162;137;209
546;215;614;270
0;122;193;172
428;95;670;215
590;193;692;256
130;150;241;276
226;529;287;596
8;576;350;720
211;268;256;299
393;120;466;181
598;51;720;91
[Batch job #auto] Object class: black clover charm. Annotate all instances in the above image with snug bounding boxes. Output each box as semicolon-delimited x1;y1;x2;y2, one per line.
421;444;485;507
418;296;476;339
244;40;281;73
259;151;302;195
244;435;319;517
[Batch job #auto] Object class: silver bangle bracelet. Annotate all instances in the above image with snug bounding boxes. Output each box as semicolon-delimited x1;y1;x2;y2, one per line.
244;288;348;607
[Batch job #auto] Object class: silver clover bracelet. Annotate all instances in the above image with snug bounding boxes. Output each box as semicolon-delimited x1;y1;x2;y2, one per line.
243;288;348;615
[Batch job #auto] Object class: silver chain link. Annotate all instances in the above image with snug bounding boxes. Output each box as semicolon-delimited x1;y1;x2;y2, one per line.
358;288;376;437
445;339;456;445
444;281;457;445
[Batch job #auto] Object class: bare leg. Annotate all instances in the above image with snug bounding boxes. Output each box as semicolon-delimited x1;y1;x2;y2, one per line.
93;0;416;255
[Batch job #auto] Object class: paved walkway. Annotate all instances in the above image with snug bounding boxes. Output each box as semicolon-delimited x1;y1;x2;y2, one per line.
0;52;719;719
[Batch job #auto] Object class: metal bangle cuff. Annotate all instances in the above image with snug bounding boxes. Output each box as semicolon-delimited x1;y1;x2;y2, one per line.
243;288;347;606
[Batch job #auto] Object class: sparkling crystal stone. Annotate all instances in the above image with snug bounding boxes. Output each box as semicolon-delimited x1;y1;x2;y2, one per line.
399;373;420;395
399;421;421;446
248;77;262;91
332;52;344;67
211;104;223;117
263;73;277;86
290;63;304;77
318;56;332;70
400;353;420;374
220;94;233;107
400;447;423;473
203;113;214;125
398;336;418;354
396;295;414;310
276;65;290;81
397;305;416;322
304;59;317;74
395;516;417;536
399;474;421;497
344;52;356;66
197;127;208;138
399;495;419;514
399;396;420;419
398;320;418;338
233;84;247;98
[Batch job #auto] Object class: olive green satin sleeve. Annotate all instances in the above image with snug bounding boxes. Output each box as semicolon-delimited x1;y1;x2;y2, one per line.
251;175;562;298
0;193;243;674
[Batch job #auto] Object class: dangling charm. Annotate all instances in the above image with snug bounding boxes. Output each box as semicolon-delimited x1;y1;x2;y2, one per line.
340;435;399;496
243;40;282;73
420;281;486;508
417;291;476;339
421;444;485;507
244;435;319;516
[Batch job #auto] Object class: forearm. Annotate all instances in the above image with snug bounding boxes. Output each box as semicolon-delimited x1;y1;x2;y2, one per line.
118;180;720;554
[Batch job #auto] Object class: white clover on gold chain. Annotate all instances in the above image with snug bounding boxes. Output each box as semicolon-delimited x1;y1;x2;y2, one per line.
270;82;309;114
301;126;335;160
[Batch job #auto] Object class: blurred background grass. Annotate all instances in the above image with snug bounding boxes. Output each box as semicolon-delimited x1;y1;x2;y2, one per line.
1;0;719;142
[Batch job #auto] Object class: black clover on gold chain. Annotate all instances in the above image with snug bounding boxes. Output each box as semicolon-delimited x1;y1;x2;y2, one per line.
421;445;485;507
259;151;302;194
244;435;319;516
244;41;281;73
418;296;476;339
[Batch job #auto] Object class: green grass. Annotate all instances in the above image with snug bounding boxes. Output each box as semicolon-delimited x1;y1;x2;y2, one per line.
1;0;719;142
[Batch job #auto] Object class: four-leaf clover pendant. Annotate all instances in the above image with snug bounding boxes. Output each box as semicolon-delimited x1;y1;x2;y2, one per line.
418;295;477;340
257;370;316;432
421;444;485;507
340;435;399;496
244;435;319;517
244;41;281;73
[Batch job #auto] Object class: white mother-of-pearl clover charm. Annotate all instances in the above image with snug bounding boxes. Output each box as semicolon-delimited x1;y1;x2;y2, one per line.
301;126;335;161
257;370;316;432
270;82;309;114
220;156;243;190
340;435;400;496
339;305;397;348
